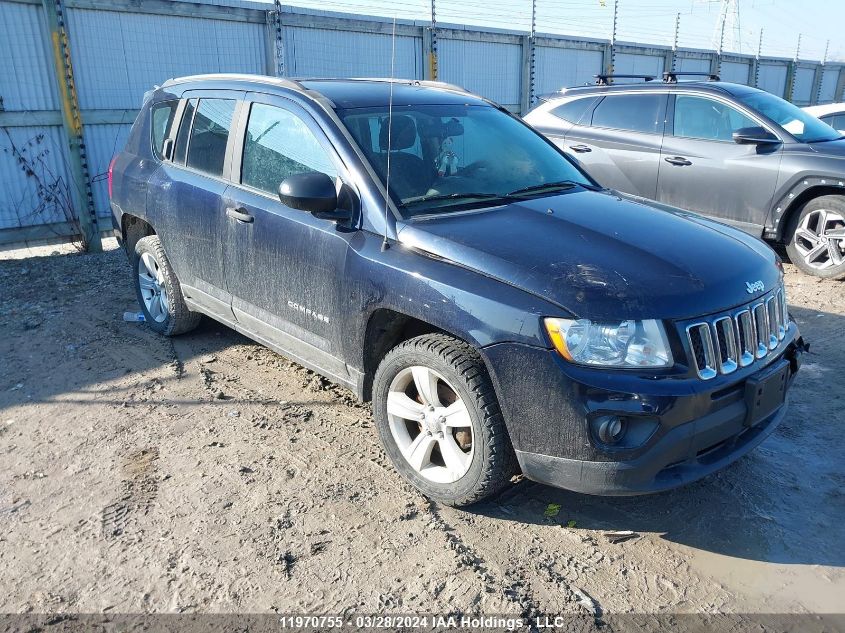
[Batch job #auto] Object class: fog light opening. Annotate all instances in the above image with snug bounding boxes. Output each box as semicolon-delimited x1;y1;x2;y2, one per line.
597;415;627;445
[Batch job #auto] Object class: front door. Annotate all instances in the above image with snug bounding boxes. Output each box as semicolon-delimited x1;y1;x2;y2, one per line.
657;93;783;234
222;95;357;384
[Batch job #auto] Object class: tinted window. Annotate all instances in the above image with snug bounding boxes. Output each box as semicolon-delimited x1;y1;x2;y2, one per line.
821;113;845;131
339;103;592;215
151;101;178;160
591;94;664;134
184;99;236;177
241;103;337;195
174;98;196;165
673;95;759;141
551;97;599;125
736;90;840;142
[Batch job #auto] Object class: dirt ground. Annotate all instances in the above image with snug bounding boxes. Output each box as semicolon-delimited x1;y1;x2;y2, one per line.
0;239;843;622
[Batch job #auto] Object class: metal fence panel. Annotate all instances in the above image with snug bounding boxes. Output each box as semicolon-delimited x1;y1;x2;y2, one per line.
0;126;74;229
66;8;266;110
818;67;841;103
720;61;750;85
285;27;422;79
614;52;664;79
792;67;815;105
83;123;134;218
758;62;788;96
0;2;58;111
534;46;603;94
438;37;522;107
675;57;710;73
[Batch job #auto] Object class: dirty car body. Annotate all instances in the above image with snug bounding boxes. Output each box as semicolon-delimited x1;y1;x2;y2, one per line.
110;75;804;500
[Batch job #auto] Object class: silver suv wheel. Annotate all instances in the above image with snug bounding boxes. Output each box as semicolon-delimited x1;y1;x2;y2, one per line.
793;208;845;271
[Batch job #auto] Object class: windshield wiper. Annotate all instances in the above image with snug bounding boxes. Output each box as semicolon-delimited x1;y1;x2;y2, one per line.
506;180;580;197
401;192;506;207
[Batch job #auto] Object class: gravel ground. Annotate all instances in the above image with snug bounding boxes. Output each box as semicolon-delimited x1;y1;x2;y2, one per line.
0;240;842;621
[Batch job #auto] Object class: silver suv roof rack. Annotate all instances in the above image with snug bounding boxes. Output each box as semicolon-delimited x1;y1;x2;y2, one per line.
663;71;720;83
594;74;655;86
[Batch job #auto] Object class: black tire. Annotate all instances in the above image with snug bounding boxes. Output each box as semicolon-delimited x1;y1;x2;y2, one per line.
133;235;201;336
785;195;845;280
372;333;518;507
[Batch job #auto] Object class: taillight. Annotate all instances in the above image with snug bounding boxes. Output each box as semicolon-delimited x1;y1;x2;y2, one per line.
108;155;118;200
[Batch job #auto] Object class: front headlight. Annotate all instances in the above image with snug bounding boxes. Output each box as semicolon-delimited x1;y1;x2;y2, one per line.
544;318;673;368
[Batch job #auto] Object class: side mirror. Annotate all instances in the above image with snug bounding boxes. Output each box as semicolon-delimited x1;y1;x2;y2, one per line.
278;171;351;221
732;126;780;145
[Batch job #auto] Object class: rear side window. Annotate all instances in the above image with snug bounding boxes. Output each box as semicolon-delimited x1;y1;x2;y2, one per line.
673;95;758;141
185;99;236;177
591;94;665;134
150;101;178;160
241;103;337;195
550;97;599;125
822;113;845;130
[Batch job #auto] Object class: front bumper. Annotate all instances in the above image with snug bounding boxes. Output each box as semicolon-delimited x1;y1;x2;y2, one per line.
482;326;804;496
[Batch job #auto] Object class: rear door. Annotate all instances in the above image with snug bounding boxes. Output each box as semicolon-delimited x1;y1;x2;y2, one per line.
146;91;241;320
656;93;783;233
221;93;358;384
563;92;667;199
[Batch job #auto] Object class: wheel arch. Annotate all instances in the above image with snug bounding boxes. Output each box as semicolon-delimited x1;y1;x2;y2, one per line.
121;214;156;259
769;180;845;242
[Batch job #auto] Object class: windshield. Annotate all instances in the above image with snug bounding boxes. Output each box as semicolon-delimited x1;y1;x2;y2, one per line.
736;90;842;143
338;103;592;216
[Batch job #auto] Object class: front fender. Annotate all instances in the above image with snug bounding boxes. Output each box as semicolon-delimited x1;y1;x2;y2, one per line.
766;176;845;240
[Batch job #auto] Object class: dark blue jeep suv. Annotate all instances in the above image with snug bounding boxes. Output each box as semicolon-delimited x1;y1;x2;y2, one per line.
110;74;804;506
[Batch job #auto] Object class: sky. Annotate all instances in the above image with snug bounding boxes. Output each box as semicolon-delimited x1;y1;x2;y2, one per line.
273;0;845;62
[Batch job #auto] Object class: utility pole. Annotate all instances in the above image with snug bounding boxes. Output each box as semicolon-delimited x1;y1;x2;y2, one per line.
750;27;763;87
671;12;680;71
41;0;101;251
604;0;618;78
271;0;285;77
811;39;829;105
426;0;438;80
529;0;537;104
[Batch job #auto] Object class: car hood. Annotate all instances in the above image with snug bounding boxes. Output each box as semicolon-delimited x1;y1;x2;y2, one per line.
396;189;782;321
799;137;845;157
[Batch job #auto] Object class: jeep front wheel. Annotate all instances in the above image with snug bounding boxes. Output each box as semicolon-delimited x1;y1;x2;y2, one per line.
372;334;518;506
786;195;845;279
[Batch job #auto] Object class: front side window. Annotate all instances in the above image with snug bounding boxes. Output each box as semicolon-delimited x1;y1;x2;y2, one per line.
150;101;178;160
240;103;337;195
591;94;665;134
551;96;599;125
736;90;841;142
184;98;236;177
338;104;592;216
673;95;758;142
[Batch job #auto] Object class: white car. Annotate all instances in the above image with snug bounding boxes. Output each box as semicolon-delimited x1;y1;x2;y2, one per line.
803;103;845;134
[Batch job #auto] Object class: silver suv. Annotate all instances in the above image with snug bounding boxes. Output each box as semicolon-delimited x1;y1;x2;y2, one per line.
525;74;845;279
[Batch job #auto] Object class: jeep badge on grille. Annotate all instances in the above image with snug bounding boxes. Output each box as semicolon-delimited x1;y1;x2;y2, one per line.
745;280;765;294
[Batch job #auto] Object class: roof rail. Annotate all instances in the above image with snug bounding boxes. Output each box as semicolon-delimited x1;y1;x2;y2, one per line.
662;71;720;83
594;74;655;86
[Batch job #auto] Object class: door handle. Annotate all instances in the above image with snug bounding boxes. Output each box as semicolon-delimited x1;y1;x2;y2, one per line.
569;144;592;153
226;206;254;223
664;156;692;166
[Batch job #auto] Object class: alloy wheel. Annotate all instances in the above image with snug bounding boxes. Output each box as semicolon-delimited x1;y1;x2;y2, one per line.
386;366;474;484
793;208;845;270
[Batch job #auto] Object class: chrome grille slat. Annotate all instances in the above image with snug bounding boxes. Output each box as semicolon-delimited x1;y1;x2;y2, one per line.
713;316;738;374
685;284;789;380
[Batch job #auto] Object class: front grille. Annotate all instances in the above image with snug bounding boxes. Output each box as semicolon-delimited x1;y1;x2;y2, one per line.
684;285;788;380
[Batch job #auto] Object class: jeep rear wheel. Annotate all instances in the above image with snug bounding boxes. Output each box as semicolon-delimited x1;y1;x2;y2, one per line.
786;195;845;279
372;334;518;506
133;235;201;336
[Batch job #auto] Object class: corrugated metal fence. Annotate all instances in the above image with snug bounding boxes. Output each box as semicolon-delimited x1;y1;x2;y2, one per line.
1;0;844;247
